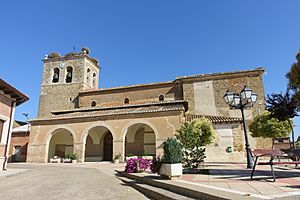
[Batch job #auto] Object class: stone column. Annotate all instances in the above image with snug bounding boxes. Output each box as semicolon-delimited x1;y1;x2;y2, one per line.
27;144;47;163
113;140;124;161
73;143;85;163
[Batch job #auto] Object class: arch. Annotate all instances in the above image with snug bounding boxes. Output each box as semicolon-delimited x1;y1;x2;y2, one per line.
65;66;73;83
159;95;164;101
81;122;115;143
92;73;97;88
86;68;91;83
52;67;60;83
91;101;96;107
47;128;74;161
122;120;158;159
84;125;114;162
124;98;129;104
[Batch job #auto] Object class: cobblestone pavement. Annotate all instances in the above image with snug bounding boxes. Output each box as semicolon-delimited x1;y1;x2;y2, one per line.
0;163;148;200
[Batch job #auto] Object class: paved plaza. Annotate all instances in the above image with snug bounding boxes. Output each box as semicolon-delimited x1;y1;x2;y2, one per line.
177;163;300;199
0;163;148;200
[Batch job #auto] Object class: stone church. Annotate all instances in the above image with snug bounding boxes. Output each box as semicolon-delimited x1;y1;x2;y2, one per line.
27;48;267;163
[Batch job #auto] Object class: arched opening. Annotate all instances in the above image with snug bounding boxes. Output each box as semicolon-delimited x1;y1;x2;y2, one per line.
159;95;164;101
91;101;97;107
48;129;74;161
84;126;113;162
124;98;129;104
52;68;60;83
86;68;91;83
92;73;97;88
65;66;73;83
125;123;156;157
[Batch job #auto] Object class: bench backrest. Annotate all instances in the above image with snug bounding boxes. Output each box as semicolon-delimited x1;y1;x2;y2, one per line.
252;149;284;157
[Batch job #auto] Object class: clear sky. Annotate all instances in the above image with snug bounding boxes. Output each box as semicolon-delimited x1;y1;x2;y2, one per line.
1;1;300;136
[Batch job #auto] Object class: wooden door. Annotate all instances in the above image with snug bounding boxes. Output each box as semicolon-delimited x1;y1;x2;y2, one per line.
103;133;113;161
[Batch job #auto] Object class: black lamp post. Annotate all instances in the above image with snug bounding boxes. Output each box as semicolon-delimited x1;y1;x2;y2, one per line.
223;86;257;169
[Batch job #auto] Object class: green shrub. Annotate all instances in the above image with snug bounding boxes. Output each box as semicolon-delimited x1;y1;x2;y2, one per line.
176;118;215;169
67;153;78;160
162;138;182;164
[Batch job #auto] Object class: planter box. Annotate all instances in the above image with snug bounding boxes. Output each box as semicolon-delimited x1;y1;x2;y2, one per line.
72;160;77;164
159;163;182;178
114;159;120;164
141;156;153;160
126;156;138;160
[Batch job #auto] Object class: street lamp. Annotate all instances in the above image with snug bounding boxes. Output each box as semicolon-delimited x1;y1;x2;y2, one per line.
223;86;257;169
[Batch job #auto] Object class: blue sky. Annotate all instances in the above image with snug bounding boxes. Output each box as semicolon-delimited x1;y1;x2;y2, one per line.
1;1;300;136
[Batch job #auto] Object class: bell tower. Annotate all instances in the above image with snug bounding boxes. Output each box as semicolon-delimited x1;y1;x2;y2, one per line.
37;47;100;118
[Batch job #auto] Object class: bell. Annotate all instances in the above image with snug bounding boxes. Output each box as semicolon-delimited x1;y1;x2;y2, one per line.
67;72;72;78
53;73;59;79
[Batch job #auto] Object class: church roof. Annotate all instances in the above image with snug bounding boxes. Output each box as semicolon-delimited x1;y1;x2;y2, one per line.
79;67;265;94
186;114;242;124
30;100;187;123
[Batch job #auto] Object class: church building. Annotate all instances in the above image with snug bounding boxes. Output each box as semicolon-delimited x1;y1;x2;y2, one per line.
27;48;268;163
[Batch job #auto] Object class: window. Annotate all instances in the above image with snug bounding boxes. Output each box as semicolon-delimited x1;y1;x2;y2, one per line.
65;66;73;83
124;98;129;104
87;68;91;83
159;95;164;101
0;120;4;142
91;101;96;107
92;73;96;88
52;68;60;83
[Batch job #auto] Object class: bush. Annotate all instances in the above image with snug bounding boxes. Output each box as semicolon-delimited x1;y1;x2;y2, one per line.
67;153;78;160
162;138;182;164
124;158;151;173
249;111;292;138
176;118;214;169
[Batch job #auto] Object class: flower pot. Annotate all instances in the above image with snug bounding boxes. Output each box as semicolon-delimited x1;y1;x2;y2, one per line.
114;159;120;164
159;163;182;178
72;160;77;164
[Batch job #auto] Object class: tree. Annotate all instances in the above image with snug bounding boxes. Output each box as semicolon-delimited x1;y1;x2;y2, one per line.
249;111;292;138
266;90;299;147
176;118;214;169
287;51;300;101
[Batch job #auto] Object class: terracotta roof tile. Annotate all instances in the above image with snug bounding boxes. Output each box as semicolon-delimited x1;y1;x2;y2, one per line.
186;114;242;123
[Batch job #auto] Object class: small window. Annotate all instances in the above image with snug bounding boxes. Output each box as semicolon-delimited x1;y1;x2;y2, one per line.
65;66;73;83
91;101;96;107
92;73;96;88
87;68;91;82
124;98;129;104
159;95;164;101
52;68;60;83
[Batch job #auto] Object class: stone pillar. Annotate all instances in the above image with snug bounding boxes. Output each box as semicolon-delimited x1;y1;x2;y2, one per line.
156;139;166;158
73;143;85;163
113;140;124;161
27;144;47;163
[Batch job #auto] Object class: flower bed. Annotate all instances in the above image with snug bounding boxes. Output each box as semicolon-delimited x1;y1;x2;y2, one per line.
125;158;151;173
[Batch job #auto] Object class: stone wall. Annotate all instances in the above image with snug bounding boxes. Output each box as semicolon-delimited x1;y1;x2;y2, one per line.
38;83;83;117
38;57;99;118
27;111;183;163
79;83;182;108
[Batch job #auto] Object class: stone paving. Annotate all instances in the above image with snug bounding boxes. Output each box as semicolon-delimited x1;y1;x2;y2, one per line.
177;162;300;199
0;163;148;200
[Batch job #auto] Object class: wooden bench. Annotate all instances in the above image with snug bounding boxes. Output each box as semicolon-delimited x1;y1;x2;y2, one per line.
251;149;300;182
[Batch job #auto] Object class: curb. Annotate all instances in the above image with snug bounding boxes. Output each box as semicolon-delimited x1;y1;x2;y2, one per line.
117;170;234;200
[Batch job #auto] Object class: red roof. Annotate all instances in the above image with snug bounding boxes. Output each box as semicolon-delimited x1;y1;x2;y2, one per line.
0;79;29;106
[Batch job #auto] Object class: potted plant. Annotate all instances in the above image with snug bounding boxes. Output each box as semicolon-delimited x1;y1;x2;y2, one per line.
125;154;137;161
67;153;78;163
114;153;121;164
141;150;153;160
159;138;183;178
